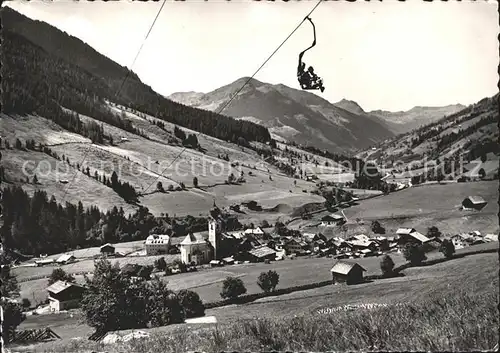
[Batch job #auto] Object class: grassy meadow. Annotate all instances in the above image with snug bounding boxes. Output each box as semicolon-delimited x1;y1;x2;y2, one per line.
11;246;499;352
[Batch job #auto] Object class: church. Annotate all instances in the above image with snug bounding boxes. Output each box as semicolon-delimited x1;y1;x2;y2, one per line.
180;202;239;265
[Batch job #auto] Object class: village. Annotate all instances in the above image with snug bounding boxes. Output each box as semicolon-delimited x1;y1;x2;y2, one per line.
14;194;496;319
1;2;498;351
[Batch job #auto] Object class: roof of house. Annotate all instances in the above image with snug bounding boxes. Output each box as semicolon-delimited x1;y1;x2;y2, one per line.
302;233;317;240
452;233;470;240
330;261;366;275
347;240;375;248
284;238;301;246
484;234;499;241
226;230;245;239
244;227;265;234
322;214;344;221
222;257;235;262
181;232;208;245
351;234;370;242
248;245;276;258
47;280;84;294
100;243;115;249
240;236;262;247
56;254;75;263
408;231;431;243
35;258;54;264
396;228;416;235
145;234;171;245
464;196;487;204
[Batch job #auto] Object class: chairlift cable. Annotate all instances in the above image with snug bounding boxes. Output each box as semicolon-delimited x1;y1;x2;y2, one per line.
137;0;324;198
56;2;325;279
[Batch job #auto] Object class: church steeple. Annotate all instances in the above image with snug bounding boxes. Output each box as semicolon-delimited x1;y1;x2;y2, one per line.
208;198;223;260
209;199;221;220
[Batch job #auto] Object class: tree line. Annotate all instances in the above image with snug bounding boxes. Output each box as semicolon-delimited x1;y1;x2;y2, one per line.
0;185;223;257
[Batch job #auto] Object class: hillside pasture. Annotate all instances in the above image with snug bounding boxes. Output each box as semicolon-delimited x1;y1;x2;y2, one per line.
289;181;498;236
12;243;498;349
342;180;497;220
206;250;498;323
49;107;325;218
162;252;410;303
315;172;355;183
1;149;129;212
19;275;88;308
0;114;90;146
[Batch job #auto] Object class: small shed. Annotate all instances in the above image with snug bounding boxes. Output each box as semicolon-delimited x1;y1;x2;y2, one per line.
35;258;55;267
462;196;488;211
484;234;498;242
209;260;223;267
100;243;115;255
56;254;76;264
330;261;366;285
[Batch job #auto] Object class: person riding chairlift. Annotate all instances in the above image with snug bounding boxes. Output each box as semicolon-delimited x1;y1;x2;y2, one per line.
297;17;325;93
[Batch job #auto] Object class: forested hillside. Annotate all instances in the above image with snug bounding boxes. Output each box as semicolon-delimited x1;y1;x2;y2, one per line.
1;7;272;145
358;94;499;182
0;185;231;257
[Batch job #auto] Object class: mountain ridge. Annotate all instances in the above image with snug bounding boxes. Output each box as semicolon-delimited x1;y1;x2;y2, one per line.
168;79;395;153
369;104;467;134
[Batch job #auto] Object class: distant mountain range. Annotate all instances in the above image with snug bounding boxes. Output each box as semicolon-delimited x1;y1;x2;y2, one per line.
356;93;499;176
369;104;466;134
169;79;396;153
2;5;470;154
332;99;466;134
169;81;468;152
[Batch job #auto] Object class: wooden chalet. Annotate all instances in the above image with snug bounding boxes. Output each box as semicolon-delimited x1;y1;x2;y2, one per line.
330;261;366;285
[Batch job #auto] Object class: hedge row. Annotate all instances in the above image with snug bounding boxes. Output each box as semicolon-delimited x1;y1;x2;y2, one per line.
205;280;334;309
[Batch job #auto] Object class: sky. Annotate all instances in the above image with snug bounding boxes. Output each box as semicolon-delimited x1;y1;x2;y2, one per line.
5;0;499;111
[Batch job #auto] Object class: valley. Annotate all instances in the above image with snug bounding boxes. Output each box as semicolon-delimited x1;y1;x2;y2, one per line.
0;3;498;353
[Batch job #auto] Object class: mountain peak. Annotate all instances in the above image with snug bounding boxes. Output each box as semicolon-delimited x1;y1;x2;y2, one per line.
231;77;264;87
333;99;366;115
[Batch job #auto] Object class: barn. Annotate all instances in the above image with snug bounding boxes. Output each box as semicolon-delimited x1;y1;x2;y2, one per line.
330;261;366;285
245;245;276;262
462;196;488;211
100;243;115;255
47;281;86;312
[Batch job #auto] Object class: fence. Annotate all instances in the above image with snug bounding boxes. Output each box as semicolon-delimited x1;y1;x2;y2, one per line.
12;328;61;343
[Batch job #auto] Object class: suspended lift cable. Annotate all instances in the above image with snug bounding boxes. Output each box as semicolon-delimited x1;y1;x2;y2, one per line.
41;0;324;278
58;0;168;204
137;0;324;198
